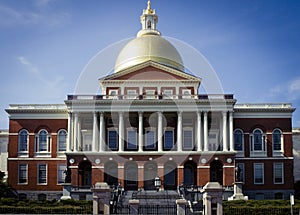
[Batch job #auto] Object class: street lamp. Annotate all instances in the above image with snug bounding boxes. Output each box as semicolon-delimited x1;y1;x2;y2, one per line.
154;176;161;192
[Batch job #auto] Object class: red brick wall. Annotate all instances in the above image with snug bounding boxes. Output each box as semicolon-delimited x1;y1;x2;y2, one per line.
8;118;67;191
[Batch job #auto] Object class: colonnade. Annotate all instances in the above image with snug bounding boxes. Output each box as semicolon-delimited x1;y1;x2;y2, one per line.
67;111;234;153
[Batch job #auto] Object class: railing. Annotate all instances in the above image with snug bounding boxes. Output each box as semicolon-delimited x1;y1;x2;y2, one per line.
67;94;234;101
71;186;92;191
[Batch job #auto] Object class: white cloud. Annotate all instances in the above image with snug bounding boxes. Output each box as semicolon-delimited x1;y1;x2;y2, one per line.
0;3;70;27
267;76;300;101
18;56;39;74
17;56;67;100
0;5;40;26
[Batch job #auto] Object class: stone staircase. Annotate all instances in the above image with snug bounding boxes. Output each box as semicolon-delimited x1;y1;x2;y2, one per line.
120;190;180;206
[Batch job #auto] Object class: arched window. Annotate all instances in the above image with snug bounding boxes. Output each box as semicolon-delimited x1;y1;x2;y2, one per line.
234;129;243;151
272;129;282;152
36;129;50;153
250;128;266;156
18;129;28;152
57;130;67;152
147;20;152;29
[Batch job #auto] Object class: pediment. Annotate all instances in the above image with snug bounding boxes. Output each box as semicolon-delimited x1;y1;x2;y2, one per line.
99;61;201;82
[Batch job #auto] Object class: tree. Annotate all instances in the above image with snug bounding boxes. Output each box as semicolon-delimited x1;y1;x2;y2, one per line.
0;171;17;198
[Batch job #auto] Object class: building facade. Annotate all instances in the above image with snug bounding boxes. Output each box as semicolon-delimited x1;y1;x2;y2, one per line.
293;128;300;182
0;129;8;181
6;1;295;200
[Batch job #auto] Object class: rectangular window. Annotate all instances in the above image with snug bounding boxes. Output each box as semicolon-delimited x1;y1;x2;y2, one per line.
109;89;118;99
145;129;156;149
18;164;28;184
164;129;174;150
127;129;137;150
182;89;191;99
163;89;173;98
127;90;137;99
38;164;47;184
108;129;118;150
83;133;92;151
57;164;66;184
254;163;264;184
145;90;155;99
274;163;284;184
183;128;193;150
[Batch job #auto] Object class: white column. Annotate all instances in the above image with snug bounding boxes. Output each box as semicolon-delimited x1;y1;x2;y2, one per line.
78;117;81;151
138;112;143;152
158;112;163;152
229;111;234;151
92;112;98;152
222;111;228;151
119;112;124;152
73;113;78;152
197;111;202;151
177;112;182;151
203;112;208;151
99;112;104;152
67;112;73;152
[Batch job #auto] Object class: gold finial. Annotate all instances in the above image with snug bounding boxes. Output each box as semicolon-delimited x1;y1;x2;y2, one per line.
147;0;153;14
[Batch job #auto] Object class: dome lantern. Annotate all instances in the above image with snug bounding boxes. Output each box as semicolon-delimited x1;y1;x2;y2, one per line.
137;0;161;37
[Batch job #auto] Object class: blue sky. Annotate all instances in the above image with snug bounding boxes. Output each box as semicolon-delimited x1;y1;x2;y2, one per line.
0;0;300;128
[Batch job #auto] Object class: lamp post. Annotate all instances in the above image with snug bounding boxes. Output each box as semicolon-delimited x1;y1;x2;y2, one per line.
154;176;161;192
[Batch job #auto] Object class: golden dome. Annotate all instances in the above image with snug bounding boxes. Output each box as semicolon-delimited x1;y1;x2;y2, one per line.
114;35;184;73
114;1;184;73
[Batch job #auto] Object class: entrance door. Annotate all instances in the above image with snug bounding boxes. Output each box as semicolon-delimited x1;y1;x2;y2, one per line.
184;161;197;185
78;160;92;187
164;162;177;190
124;162;138;190
104;161;118;186
144;161;157;190
210;160;223;185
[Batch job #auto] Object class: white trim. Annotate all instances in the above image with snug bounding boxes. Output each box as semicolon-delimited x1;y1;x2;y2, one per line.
9;157;66;161
250;129;267;157
197;166;210;169
18;129;29;155
272;128;284;156
57;129;67;152
235;157;293;160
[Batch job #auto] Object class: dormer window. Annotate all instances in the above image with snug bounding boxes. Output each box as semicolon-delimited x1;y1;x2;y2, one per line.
182;89;191;99
127;90;137;99
109;89;118;99
163;89;173;99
